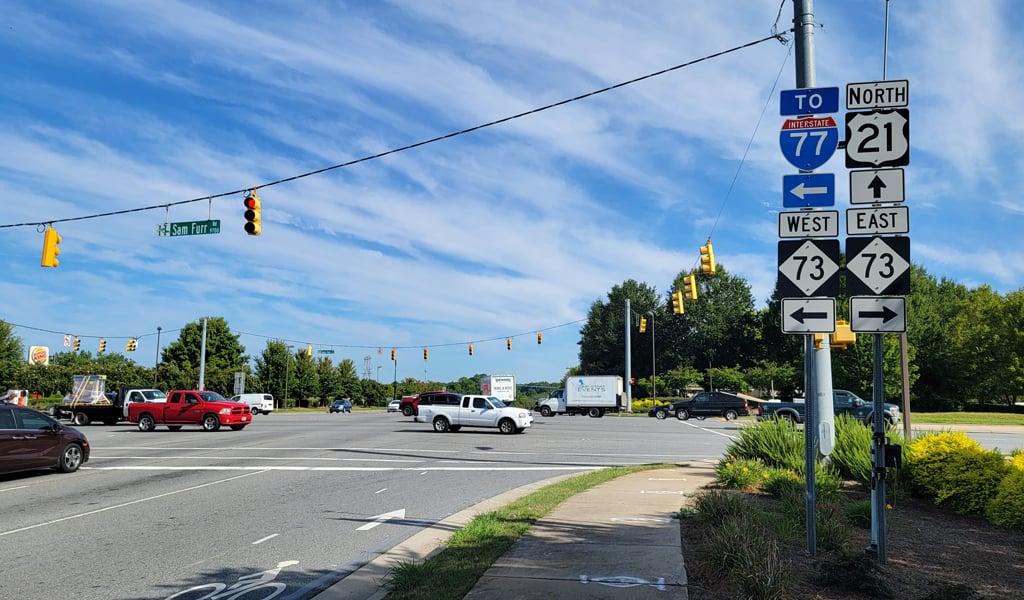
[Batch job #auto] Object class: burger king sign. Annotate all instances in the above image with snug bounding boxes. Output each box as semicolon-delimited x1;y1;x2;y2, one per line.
28;346;50;366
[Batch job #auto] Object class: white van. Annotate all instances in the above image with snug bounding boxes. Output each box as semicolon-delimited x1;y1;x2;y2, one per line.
230;393;275;415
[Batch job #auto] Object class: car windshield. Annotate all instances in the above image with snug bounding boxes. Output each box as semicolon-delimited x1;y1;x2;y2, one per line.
487;397;506;408
142;390;167;401
199;392;226;402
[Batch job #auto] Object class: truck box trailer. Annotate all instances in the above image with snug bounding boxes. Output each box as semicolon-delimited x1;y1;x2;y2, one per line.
480;374;516;405
536;375;623;418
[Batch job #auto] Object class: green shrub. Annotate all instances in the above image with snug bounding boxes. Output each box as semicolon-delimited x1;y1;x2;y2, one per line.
908;432;1010;514
725;418;803;470
715;457;765;489
760;467;802;498
844;499;872;529
830;414;874;483
986;467;1024;528
691;489;754;526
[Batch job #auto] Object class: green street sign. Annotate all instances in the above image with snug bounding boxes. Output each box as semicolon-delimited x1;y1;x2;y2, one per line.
157;220;222;237
319;349;335;354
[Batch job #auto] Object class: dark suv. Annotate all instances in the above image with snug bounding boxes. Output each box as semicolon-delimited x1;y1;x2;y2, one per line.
399;391;462;417
648;391;749;421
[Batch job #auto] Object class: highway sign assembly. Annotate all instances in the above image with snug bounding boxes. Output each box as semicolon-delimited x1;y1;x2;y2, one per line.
780;116;839;171
847;206;909;236
780;86;839;116
783;173;835;207
845;109;910;168
850;296;906;333
779;210;839;238
846;80;909;110
782;298;836;334
845;236;911;296
777;239;841;298
850;168;905;204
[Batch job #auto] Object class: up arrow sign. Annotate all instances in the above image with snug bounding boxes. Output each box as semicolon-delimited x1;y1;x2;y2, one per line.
850;297;906;333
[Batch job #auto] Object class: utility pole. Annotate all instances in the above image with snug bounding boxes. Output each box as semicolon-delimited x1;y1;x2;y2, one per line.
198;318;208;390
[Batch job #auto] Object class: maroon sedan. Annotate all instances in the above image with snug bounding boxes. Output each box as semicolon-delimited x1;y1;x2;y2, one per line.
0;402;90;475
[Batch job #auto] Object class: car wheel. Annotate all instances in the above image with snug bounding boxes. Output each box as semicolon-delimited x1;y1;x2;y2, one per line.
167;425;183;431
202;414;221;431
138;414;156;432
73;412;90;426
724;410;738;421
499;418;517;434
48;405;60;417
251;408;260;416
402;405;414;417
655;410;667;420
432;416;450;433
676;408;690;421
229;424;246;431
587;407;603;418
57;443;84;473
540;406;553;417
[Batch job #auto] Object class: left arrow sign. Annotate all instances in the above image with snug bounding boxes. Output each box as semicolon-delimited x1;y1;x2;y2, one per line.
781;298;836;334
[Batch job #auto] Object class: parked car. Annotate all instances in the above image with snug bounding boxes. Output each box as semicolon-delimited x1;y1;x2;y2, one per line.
230;393;275;415
329;399;352;414
387;399;401;413
648;391;750;421
0;402;90;475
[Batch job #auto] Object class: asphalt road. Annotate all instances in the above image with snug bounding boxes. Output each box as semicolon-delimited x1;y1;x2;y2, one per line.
0;411;738;600
2;412;1017;600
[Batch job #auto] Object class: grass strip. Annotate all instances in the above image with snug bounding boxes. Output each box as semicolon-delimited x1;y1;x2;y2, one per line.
382;463;672;600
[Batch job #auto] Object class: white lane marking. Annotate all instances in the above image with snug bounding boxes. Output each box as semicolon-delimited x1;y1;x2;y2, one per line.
94;455;422;463
83;465;603;472
99;446;460;453
680;420;738;438
252;533;278;545
356;508;406;531
374;488;387;494
1;485;30;493
0;470;269;538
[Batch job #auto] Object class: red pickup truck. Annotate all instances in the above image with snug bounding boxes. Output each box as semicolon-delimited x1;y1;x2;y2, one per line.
128;390;251;432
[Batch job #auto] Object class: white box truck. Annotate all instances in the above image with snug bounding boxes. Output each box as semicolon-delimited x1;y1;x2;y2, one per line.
480;374;516;405
536;375;623;418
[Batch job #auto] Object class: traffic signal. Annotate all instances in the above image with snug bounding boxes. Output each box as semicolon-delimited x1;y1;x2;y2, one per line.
671;290;684;314
468;344;474;356
73;337;80;352
41;226;62;267
700;241;716;275
423;347;428;360
98;338;106;353
243;191;261;236
831;320;856;349
684;272;698;301
639;316;647;333
506;337;512;350
126;338;137;352
391;349;396;361
537;332;542;344
306;344;312;357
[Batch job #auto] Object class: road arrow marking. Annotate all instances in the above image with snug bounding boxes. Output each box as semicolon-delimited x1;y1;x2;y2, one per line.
790;182;829;199
357;508;406;531
790;307;828;323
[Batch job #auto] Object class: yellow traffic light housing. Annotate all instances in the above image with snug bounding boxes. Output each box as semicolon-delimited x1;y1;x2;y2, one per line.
506;337;512;350
243;191;262;236
391;349;396;361
98;339;106;353
537;332;542;344
639;316;647;333
41;226;62;267
73;337;80;352
306;344;312;357
684;272;698;301
423;347;429;360
126;338;137;352
468;344;474;356
671;290;684;314
831;320;856;349
700;241;716;275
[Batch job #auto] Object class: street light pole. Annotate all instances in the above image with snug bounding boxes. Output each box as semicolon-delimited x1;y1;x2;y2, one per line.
283;345;294;410
376;365;381;383
649;312;656;401
153;326;162;387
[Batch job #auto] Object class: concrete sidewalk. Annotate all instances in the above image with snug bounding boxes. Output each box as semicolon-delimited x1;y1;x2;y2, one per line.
314;464;717;600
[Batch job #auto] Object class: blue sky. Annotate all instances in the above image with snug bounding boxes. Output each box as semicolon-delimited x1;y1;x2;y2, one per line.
2;1;1022;385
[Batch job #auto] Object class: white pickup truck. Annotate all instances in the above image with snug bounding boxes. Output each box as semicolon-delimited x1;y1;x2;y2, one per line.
416;394;533;434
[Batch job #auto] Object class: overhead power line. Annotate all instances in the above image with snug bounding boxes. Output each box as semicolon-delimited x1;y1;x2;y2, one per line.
1;33;785;230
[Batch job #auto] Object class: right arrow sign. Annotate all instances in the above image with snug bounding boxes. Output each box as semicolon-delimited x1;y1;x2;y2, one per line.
850;296;906;333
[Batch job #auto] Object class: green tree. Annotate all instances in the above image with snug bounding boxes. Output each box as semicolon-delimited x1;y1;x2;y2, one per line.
579;279;660;376
253;341;291;406
290;351;320;407
0;320;25;389
161;318;247;375
335;359;360;400
317;357;342;401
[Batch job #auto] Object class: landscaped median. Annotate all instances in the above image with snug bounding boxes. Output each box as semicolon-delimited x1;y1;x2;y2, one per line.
379;463;671;600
